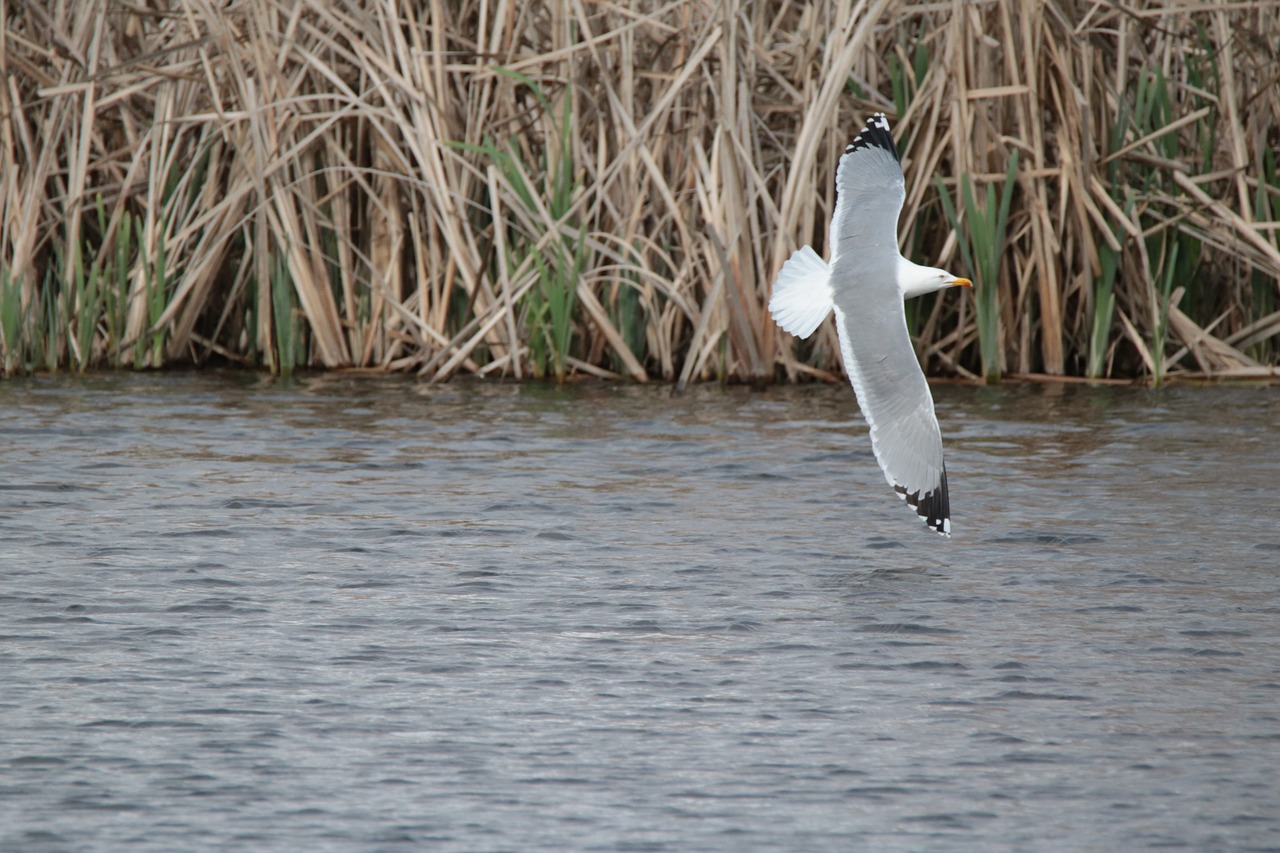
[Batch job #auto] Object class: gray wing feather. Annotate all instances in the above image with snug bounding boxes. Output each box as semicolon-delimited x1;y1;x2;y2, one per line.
831;142;904;267
828;121;949;534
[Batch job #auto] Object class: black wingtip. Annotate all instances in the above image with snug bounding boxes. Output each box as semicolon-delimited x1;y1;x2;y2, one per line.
844;112;899;163
894;470;951;537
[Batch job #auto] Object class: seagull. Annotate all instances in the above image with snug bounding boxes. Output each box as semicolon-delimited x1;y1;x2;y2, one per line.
769;113;971;537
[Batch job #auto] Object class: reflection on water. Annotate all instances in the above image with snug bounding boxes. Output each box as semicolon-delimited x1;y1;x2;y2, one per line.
2;373;1278;851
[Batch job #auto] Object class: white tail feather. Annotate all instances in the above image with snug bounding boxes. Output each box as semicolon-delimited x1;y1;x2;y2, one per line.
769;245;832;339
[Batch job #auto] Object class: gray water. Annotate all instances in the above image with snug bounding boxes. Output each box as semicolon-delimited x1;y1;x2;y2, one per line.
2;372;1278;852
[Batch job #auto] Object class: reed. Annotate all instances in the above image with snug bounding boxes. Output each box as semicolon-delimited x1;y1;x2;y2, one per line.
270;251;304;379
0;267;21;375
1;0;1278;382
937;150;1019;383
452;69;585;381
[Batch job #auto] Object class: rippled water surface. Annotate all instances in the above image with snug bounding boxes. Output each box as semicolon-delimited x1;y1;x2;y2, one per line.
3;372;1279;851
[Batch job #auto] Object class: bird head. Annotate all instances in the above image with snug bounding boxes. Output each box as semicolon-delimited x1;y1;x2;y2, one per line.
899;262;973;299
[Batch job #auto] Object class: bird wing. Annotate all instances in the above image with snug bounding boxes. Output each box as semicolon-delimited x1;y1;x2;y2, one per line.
829;114;950;536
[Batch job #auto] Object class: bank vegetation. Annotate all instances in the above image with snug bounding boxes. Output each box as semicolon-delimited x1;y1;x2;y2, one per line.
2;0;1278;384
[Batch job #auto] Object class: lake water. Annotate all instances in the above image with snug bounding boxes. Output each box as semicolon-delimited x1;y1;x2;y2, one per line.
2;372;1278;851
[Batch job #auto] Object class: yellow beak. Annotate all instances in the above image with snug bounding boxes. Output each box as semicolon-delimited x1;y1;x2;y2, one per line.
950;278;973;288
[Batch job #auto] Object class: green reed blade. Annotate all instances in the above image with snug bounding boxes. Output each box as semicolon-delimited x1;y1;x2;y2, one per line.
271;251;303;378
0;268;24;375
1086;236;1120;380
938;149;1018;383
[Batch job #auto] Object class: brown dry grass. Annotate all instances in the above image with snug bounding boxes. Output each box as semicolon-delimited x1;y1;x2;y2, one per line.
2;0;1278;382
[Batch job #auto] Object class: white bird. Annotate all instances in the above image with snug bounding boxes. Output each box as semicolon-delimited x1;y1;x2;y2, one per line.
769;113;971;537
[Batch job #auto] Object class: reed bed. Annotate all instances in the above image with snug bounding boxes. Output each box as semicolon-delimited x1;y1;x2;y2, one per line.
2;0;1278;382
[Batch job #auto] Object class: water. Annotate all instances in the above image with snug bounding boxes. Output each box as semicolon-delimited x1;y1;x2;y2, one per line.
2;372;1278;852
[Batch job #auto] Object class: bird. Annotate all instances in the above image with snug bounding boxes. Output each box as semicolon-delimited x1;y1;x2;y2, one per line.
768;112;971;537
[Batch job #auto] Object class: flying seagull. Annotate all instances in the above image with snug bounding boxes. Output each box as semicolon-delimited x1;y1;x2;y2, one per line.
769;113;971;537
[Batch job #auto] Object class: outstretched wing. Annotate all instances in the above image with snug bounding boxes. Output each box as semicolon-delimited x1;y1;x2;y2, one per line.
829;114;950;536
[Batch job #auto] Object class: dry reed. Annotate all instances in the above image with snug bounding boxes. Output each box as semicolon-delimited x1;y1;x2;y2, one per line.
2;0;1278;382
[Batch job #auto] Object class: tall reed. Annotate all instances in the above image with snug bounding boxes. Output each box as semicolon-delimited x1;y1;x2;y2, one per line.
1;0;1277;382
937;151;1019;383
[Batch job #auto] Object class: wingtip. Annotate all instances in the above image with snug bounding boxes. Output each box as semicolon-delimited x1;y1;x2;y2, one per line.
894;476;951;538
844;112;899;162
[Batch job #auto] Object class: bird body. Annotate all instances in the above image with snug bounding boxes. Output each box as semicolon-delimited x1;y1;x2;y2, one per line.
769;113;970;537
